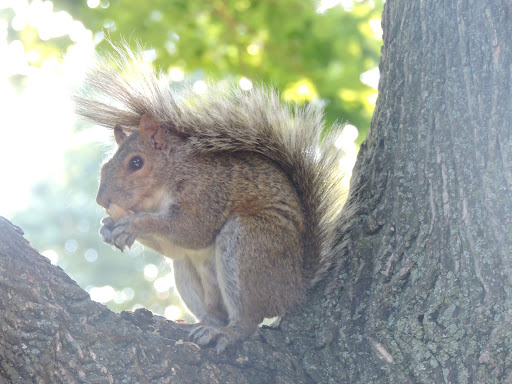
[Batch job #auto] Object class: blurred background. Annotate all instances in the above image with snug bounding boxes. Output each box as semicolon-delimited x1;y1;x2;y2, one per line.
0;0;382;322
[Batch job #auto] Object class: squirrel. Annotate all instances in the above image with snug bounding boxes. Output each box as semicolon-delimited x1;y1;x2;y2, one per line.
74;43;353;353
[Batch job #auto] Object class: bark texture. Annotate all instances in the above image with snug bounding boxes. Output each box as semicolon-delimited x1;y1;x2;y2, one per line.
1;0;512;383
0;217;309;383
323;0;512;382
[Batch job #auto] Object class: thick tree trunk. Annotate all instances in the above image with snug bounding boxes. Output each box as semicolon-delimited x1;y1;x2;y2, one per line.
1;0;511;383
325;0;512;382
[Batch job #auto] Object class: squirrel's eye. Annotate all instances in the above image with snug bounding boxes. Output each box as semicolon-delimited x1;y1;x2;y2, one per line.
129;156;144;170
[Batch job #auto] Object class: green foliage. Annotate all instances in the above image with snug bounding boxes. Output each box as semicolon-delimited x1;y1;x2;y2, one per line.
3;0;382;318
9;0;382;139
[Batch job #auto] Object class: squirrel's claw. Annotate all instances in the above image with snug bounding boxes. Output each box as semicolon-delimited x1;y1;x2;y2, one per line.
189;324;252;354
111;215;138;251
189;325;226;352
99;216;135;251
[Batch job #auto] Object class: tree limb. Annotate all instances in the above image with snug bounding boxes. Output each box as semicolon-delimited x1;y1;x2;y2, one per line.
0;217;311;383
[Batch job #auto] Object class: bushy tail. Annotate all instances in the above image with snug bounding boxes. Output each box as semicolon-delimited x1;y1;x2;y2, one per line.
74;43;354;287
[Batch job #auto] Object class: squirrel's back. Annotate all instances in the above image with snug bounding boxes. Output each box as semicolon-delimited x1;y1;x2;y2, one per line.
74;43;352;287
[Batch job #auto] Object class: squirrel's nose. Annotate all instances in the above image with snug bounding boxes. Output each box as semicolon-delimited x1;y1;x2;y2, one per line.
96;187;111;209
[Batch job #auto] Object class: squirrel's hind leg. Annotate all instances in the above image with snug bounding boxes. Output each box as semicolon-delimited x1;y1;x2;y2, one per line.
189;215;305;352
173;257;228;327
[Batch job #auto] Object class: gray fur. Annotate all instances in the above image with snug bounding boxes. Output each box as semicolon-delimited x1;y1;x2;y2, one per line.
74;42;353;287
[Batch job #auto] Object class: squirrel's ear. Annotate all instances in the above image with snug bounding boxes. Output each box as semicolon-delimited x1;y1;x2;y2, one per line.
139;113;165;150
114;124;127;145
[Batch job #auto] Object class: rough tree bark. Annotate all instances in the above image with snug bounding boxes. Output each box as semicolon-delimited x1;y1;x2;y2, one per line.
1;0;511;383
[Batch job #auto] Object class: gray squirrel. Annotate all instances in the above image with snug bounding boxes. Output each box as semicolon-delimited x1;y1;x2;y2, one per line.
74;43;353;352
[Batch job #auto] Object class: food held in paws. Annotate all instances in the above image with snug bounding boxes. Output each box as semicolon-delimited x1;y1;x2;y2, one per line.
107;203;134;221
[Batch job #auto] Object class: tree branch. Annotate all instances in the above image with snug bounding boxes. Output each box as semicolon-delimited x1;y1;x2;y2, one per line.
0;217;310;383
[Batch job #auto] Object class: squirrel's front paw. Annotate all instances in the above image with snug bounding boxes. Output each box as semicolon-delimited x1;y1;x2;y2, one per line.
111;215;140;251
99;217;116;245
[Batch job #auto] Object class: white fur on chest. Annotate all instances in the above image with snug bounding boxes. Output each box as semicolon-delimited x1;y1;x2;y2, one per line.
138;233;214;263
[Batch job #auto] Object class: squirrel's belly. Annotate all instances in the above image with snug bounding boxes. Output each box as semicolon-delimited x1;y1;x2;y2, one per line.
138;234;214;263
